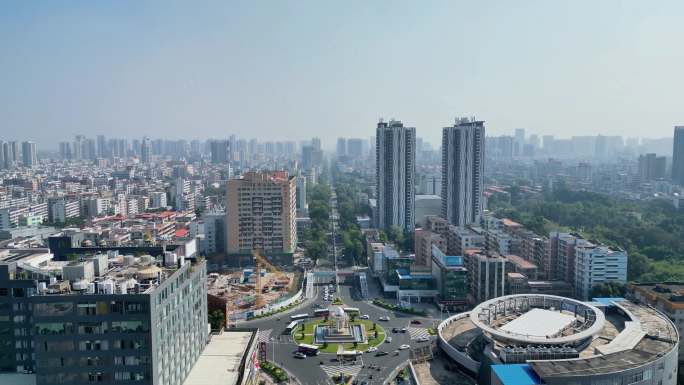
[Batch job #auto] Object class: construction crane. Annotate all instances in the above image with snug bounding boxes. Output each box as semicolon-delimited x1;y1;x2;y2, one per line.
253;249;284;309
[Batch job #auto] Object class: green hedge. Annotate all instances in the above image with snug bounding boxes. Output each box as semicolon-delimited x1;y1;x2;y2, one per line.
372;299;427;316
246;300;300;320
261;360;288;383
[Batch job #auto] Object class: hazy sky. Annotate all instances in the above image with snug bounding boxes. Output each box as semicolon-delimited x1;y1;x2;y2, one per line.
1;1;683;149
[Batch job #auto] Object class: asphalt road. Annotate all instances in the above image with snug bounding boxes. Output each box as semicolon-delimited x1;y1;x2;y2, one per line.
243;277;439;385
242;180;440;384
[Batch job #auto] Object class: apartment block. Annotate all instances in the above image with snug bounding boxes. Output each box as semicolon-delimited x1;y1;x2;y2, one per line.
574;244;628;300
226;171;297;258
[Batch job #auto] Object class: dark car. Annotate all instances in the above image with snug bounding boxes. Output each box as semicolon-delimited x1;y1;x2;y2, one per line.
410;319;421;325
392;327;399;333
375;351;388;357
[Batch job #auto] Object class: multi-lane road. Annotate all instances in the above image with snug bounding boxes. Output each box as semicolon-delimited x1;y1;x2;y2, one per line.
243;278;438;385
242;182;439;384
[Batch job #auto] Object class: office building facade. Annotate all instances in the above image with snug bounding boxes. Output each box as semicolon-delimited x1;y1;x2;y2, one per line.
0;253;208;385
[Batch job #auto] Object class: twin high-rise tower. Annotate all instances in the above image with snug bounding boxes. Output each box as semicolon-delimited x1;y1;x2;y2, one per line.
442;118;485;227
375;117;485;231
376;119;416;231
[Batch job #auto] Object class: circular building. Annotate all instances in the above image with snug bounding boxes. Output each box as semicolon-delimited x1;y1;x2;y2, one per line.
438;294;679;385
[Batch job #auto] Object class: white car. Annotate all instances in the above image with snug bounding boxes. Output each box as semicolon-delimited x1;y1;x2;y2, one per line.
360;314;370;320
417;336;430;342
399;344;410;350
378;316;390;321
366;346;378;353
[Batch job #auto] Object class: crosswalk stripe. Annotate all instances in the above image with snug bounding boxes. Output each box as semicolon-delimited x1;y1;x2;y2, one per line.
257;329;272;344
408;327;430;340
320;364;363;378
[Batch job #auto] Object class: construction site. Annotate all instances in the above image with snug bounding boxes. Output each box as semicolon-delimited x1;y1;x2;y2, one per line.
207;251;300;324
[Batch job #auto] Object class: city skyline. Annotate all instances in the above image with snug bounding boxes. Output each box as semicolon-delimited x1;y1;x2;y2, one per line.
2;1;684;146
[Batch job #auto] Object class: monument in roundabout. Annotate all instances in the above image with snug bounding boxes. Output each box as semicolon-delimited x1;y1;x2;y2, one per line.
314;306;367;345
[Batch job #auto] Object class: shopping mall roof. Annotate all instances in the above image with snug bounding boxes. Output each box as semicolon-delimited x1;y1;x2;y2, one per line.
500;308;576;338
491;364;542;385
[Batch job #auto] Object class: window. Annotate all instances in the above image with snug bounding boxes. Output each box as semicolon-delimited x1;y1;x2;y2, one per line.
0;288;7;296
34;302;73;316
111;320;148;333
78;322;107;334
79;340;108;351
12;288;25;297
35;322;73;335
77;303;97;316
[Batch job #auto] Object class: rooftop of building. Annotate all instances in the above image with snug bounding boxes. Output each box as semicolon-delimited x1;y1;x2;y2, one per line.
505;255;537;270
491;364;542;385
440;295;679;380
182;331;255;385
2;248;192;295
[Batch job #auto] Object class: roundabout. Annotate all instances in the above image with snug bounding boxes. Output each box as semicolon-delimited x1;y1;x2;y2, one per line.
291;306;386;353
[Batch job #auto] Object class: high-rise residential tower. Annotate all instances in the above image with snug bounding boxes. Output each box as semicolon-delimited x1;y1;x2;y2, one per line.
226;171;297;256
336;138;347;157
672;126;684;185
140;136;152;163
21;141;37;168
376;119;415;231
441;118;484;227
210;140;230;164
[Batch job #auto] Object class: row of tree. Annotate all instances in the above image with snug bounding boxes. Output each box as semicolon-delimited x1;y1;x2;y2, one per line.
303;183;332;263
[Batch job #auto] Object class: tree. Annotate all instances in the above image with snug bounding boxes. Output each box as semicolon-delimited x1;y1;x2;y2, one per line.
208;310;225;331
591;282;626;298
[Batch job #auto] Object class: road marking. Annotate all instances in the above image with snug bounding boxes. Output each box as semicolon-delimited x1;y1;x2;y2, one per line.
408;327;430;340
320;364;363;378
257;329;272;344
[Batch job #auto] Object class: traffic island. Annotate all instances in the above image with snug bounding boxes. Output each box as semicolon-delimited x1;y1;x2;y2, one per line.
292;318;385;354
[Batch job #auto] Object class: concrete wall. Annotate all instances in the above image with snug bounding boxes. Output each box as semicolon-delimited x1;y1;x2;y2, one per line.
437;312;481;374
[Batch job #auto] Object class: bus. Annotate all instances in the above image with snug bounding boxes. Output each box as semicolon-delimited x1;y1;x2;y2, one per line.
313;308;330;318
342;307;360;314
285;320;300;333
337;349;361;363
290;313;309;321
297;344;320;356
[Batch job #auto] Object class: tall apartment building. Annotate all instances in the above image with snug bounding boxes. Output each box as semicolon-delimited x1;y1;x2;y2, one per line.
441;118;484;227
226;171;297;257
336;138;347;157
376;119;415;231
49;199;80;224
21;141;37;168
346;138;365;158
549;232;591;283
0;251;208;385
574;244;628;300
638;153;666;182
301;145;323;174
466;252;506;304
209;140;230;164
447;226;485;256
414;229;445;271
295;175;308;215
672;126;684;185
140;137;152;164
201;210;226;255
